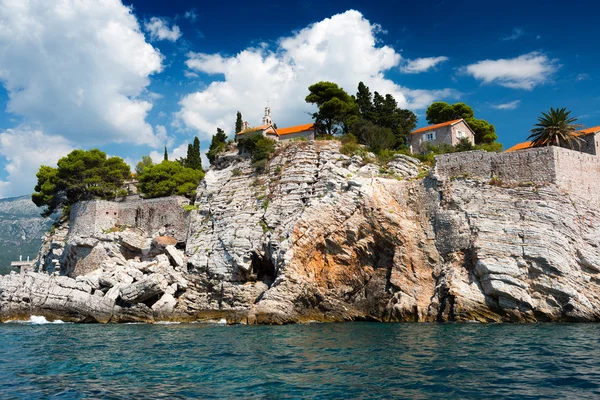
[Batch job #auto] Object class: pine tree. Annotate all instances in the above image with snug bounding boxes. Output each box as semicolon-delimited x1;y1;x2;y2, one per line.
356;82;373;120
163;146;168;161
235;111;243;133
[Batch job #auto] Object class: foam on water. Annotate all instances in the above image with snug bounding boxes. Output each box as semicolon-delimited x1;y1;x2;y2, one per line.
29;315;65;324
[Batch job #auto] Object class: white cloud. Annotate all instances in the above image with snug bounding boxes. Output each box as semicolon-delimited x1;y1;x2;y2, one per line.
0;0;165;147
144;17;181;42
576;73;590;81
184;70;200;79
0;127;73;198
502;28;524;41
149;142;188;164
400;56;448;74
492;100;521;110
176;10;458;140
184;10;198;22
464;52;558;90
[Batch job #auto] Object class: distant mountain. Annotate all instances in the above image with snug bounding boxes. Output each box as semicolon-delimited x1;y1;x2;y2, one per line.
0;195;53;274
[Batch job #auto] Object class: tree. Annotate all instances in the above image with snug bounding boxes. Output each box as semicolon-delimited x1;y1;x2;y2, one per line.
135;156;154;176
235;111;243;133
164;146;168;161
31;149;131;217
237;135;276;172
181;136;203;170
138;160;204;199
355;83;417;149
426;101;498;144
527;107;583;149
207;128;228;163
305;81;358;135
356;82;373;120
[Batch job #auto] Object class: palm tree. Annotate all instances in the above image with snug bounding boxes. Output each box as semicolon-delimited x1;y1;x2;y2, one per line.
528;107;584;149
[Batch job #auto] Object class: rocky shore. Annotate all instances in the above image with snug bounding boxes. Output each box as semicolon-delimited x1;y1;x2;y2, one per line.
1;141;599;323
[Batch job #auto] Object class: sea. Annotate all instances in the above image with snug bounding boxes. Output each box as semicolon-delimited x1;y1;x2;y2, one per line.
0;319;598;399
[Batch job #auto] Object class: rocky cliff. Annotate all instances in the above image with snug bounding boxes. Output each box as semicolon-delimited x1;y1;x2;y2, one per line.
1;141;599;323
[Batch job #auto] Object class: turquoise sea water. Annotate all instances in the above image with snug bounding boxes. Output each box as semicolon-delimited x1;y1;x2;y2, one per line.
0;322;599;399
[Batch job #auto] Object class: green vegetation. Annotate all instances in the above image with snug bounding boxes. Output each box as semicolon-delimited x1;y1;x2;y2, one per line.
232;168;242;176
305;81;358;136
353;82;417;149
207;127;228;163
528;107;583;149
237;134;276;172
182;137;203;170
426;101;500;147
235;111;243;134
138;161;204;199
163;146;168;161
135;155;153;176
182;204;200;212
32;149;131;217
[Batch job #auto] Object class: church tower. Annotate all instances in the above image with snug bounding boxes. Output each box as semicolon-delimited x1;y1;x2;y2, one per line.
262;106;272;126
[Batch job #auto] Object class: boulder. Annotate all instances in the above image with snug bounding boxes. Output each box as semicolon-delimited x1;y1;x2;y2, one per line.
120;274;169;304
165;245;185;268
120;231;146;252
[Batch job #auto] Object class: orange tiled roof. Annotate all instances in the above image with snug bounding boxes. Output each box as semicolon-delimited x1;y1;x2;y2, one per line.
505;141;534;152
277;123;314;136
505;125;600;152
411;119;462;135
236;125;270;135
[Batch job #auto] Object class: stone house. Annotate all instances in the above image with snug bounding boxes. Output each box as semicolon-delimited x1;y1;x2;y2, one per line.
236;106;315;142
408;119;476;154
506;125;600;155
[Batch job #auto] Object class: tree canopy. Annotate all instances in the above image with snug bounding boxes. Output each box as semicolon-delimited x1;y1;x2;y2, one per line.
137;160;204;199
31;149;131;217
527;107;583;149
425;101;498;145
349;82;417;151
235;111;243;133
135;155;153;176
305;81;358;135
207;127;228;163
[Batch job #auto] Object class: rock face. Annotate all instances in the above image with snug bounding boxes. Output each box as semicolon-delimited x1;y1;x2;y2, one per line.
1;141;599;323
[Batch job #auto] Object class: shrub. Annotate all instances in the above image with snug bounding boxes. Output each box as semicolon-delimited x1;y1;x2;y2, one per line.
232;168;242;176
237;135;276;172
138;160;204;199
455;138;474;152
340;141;359;156
252;159;268;173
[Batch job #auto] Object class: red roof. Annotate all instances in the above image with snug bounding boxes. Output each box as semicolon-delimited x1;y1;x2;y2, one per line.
578;125;600;135
412;119;462;135
277;123;314;136
505;141;534;152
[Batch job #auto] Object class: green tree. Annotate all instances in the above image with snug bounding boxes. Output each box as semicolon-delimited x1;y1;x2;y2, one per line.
355;84;417;149
527;107;583;149
31;149;131;217
138;160;204;199
207;128;228;163
164;146;168;161
305;81;358;135
426;101;498;144
135;155;154;176
237;135;276;172
235;111;243;133
356;82;373;120
181;136;203;170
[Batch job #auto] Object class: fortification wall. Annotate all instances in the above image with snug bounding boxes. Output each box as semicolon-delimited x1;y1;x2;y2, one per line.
69;196;189;241
553;147;600;207
435;146;600;208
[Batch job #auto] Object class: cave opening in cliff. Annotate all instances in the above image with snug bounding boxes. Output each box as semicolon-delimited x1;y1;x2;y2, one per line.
250;251;276;285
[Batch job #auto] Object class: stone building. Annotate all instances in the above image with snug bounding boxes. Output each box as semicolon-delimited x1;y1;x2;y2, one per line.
506;125;600;155
408;118;475;154
236;106;315;142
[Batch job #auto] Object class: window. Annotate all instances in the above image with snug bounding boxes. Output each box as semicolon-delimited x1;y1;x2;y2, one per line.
425;132;436;141
456;130;466;139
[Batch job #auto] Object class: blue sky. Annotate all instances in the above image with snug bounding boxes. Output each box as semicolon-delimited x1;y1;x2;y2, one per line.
0;0;598;198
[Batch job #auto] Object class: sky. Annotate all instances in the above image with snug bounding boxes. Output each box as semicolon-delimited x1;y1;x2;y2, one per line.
0;0;598;198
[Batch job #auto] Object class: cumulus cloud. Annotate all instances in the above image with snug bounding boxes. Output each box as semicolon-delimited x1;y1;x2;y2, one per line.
176;10;458;140
400;56;448;74
144;17;182;42
464;52;558;90
0;127;73;198
502;28;524;41
492;100;521;110
0;0;164;146
184;9;198;22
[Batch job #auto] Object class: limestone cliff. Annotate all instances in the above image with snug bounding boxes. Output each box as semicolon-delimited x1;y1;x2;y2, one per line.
1;141;599;323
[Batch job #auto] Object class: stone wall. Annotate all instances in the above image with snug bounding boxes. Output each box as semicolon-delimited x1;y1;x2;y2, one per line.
69;196;189;241
434;146;600;207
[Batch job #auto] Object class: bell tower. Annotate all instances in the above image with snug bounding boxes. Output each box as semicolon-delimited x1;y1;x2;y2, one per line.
262;106;272;126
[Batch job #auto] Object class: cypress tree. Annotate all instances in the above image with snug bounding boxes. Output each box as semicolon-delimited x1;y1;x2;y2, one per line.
193;136;202;170
235;111;243;133
163;146;168;161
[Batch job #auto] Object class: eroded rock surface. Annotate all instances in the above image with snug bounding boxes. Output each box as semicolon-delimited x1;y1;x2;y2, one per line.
1;141;599;323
